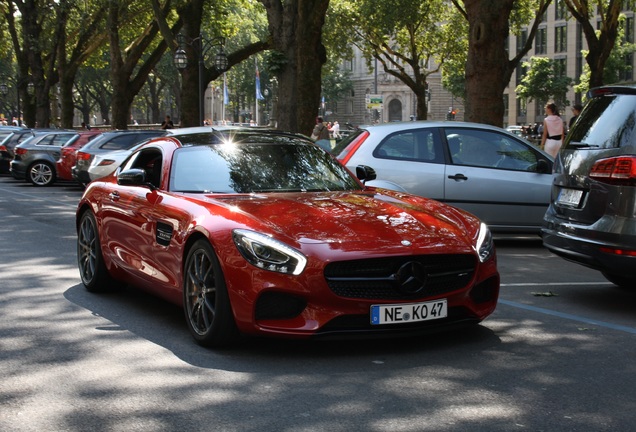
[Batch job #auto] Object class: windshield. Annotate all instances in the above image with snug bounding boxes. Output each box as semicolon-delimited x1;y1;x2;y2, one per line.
170;141;362;193
566;93;636;150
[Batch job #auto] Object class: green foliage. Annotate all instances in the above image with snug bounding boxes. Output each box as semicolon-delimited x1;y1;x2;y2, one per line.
515;56;573;106
574;15;636;98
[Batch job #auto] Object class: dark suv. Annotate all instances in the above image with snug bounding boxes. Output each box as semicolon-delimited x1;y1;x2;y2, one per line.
542;86;636;288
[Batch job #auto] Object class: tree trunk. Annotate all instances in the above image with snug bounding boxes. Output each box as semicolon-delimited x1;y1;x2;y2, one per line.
463;0;514;127
261;0;329;135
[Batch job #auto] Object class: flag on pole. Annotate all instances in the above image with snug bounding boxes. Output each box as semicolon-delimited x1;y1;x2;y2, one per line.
255;62;264;100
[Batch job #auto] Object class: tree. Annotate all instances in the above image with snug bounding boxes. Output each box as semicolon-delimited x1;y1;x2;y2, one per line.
153;0;270;127
332;0;464;121
574;13;636;97
453;0;552;127
515;56;573;108
259;0;330;135
563;0;624;88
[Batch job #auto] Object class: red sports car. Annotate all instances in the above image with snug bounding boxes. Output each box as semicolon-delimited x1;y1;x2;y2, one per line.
76;128;499;347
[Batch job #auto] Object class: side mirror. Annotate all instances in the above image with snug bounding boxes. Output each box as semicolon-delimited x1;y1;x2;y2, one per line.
117;168;148;186
536;159;551;174
356;165;377;183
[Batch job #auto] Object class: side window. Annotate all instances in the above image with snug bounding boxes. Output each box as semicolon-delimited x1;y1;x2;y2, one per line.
446;128;538;171
374;129;443;163
51;134;76;146
128;148;163;188
101;135;138;150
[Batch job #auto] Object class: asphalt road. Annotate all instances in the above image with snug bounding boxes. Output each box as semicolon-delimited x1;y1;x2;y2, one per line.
1;175;634;432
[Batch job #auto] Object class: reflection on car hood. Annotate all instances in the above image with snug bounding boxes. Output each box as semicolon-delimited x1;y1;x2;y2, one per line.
208;190;477;251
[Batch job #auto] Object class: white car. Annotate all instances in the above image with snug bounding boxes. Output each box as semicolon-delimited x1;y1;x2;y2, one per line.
86;144;143;182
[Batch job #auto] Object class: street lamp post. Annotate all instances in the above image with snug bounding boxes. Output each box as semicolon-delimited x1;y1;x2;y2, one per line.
173;33;229;125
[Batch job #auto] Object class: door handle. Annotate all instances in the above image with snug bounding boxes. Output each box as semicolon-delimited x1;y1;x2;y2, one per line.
448;173;468;181
109;191;120;200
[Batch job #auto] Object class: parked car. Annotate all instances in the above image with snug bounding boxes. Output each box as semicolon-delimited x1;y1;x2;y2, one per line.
56;130;103;181
72;130;166;185
542;85;636;288
333;121;554;233
0;127;33;173
76;128;499;347
10;130;79;186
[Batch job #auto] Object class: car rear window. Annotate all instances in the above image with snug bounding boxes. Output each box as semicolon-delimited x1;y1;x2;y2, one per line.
566;93;636;150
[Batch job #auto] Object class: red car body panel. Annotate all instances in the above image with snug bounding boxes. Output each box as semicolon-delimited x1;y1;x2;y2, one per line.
78;137;499;340
57;130;102;181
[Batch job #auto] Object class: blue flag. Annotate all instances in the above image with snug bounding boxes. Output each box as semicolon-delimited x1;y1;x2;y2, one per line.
256;65;264;100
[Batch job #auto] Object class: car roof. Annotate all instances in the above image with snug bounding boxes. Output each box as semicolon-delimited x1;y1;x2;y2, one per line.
166;128;311;145
356;120;513;133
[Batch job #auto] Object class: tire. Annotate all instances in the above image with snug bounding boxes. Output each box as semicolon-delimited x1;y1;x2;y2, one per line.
77;211;114;292
183;239;238;347
602;272;636;289
27;161;56;186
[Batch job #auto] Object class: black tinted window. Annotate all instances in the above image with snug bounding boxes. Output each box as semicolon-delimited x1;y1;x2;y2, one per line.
373;129;443;163
566;94;636;149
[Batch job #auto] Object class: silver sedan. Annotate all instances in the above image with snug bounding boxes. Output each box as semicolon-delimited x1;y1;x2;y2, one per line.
334;121;554;233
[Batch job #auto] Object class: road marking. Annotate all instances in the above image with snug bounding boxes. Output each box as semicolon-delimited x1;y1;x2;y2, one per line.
502;282;613;287
498;299;636;335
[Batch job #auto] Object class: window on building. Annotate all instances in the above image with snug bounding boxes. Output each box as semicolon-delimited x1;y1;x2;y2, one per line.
555;0;568;20
554;57;567;77
555;25;567;53
517;30;528;54
619;53;634;81
503;95;509;118
623;1;635;11
625;16;634;43
535;27;547;54
347;100;353;115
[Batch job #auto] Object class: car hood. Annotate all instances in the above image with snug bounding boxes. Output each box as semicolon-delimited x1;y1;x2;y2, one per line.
205;190;478;252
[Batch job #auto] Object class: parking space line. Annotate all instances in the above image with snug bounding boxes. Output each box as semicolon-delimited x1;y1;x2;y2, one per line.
501;282;613;287
498;299;636;335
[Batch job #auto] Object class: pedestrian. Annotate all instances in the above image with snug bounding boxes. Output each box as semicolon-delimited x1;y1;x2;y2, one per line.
540;102;565;158
331;120;341;139
161;115;174;129
311;116;331;151
81;122;91;130
569;103;583;129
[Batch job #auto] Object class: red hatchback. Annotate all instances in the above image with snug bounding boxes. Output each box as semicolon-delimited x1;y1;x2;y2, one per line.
76;129;499;348
56;130;102;181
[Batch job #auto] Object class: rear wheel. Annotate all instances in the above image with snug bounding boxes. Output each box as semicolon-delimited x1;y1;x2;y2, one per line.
183;239;238;347
77;211;114;292
27;161;55;186
602;272;636;289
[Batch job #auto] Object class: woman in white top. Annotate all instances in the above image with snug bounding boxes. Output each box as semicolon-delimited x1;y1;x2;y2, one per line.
540;102;565;158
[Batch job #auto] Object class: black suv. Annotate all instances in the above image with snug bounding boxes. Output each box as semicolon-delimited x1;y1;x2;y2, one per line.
542;86;636;288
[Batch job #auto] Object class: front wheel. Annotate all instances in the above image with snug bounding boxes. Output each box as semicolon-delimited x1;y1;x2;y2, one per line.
77;210;115;292
27;161;56;186
183;239;238;347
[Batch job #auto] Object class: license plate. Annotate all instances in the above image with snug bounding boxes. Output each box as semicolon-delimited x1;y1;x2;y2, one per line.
370;299;447;325
557;188;583;207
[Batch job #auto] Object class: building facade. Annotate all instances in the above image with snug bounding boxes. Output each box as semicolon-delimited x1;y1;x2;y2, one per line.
329;2;634;129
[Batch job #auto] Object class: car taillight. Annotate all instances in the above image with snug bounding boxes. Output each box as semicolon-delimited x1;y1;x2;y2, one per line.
336;131;370;165
589;156;636;186
0;145;7;152
15;147;28;156
77;151;91;161
98;159;116;167
600;246;636;257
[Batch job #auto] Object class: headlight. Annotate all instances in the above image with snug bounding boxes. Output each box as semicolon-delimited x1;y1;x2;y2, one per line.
475;223;494;263
233;229;307;275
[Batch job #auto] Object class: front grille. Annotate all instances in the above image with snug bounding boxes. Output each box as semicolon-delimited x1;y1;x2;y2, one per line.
324;254;475;300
